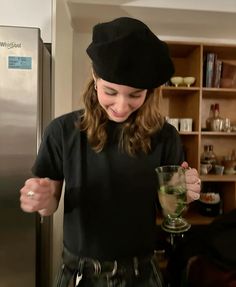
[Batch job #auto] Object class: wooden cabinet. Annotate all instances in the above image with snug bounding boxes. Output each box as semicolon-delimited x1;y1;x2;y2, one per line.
157;41;236;225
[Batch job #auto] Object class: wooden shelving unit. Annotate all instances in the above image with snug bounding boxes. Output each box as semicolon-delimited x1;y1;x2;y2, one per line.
157;41;236;225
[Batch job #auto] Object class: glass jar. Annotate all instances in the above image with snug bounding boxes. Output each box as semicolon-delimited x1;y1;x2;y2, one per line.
199;182;221;217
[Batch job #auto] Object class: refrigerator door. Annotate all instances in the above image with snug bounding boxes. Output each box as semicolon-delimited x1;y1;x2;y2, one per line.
0;26;51;287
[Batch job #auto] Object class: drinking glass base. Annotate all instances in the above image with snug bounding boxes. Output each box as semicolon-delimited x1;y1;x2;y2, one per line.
161;217;191;233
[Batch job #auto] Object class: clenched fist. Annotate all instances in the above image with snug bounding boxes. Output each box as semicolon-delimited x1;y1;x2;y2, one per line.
181;161;201;203
20;177;63;216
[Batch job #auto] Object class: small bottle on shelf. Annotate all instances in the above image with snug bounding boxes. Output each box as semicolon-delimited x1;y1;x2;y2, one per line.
201;145;217;164
214;103;220;118
201;145;217;174
201;145;210;163
210;103;223;131
208;145;217;167
206;104;215;131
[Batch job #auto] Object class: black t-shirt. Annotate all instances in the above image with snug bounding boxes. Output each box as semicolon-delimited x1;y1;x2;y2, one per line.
32;110;184;260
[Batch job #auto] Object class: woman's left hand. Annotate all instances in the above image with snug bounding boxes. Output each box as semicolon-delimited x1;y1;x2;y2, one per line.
181;161;201;203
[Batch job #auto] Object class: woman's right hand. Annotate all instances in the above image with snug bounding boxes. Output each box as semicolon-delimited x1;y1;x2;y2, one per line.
20;177;63;216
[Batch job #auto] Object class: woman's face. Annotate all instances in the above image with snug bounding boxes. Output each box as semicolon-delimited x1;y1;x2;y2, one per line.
96;78;148;122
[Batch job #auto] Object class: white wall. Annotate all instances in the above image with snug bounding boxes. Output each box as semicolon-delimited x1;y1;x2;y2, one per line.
72;32;91;109
0;0;52;42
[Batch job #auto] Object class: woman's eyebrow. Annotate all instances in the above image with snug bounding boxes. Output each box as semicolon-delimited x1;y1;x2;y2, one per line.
131;89;145;94
103;85;117;92
103;85;144;93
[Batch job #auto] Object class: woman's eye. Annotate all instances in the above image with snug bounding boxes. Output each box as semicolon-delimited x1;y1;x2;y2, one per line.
130;94;141;98
104;90;117;96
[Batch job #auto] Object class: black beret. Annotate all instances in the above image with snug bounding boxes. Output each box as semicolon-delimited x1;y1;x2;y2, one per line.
86;17;174;89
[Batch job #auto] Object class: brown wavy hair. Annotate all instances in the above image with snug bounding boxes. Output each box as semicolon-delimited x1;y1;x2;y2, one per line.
80;76;164;156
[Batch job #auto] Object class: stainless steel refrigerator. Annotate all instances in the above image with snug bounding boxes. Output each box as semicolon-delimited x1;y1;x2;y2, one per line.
0;25;52;287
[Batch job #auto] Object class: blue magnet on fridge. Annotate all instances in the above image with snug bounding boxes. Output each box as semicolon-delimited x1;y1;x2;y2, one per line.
8;56;32;69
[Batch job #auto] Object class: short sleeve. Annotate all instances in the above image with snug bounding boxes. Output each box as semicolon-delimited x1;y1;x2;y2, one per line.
32;118;64;180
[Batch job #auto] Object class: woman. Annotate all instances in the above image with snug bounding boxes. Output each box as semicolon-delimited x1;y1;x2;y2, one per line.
20;17;200;287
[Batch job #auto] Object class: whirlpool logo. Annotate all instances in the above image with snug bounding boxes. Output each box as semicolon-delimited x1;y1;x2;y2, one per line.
0;41;22;49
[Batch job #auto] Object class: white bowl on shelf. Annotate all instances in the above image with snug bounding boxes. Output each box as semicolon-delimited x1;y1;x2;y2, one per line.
170;76;184;87
183;77;196;87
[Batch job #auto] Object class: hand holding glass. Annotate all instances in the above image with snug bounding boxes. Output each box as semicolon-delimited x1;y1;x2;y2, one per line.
156;165;191;233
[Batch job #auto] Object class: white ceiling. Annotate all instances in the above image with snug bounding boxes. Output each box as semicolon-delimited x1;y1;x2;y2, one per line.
66;0;236;43
122;0;236;12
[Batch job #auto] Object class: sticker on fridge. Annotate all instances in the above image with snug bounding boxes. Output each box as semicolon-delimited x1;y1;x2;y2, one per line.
8;56;32;69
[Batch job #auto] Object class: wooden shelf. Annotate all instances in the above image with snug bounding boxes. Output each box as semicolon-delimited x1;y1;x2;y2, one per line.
161;87;200;96
200;174;236;182
201;131;236;136
157;41;236;226
162;86;200;91
202;87;236;94
186;212;214;225
179;131;199;135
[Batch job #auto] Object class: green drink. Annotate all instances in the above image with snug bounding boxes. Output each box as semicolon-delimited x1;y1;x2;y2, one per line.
159;186;187;217
156;165;191;233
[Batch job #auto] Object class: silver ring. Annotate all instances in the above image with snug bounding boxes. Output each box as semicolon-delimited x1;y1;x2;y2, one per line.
27;190;35;198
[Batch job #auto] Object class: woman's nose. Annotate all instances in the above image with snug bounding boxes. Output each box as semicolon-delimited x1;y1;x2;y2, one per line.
115;96;129;112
